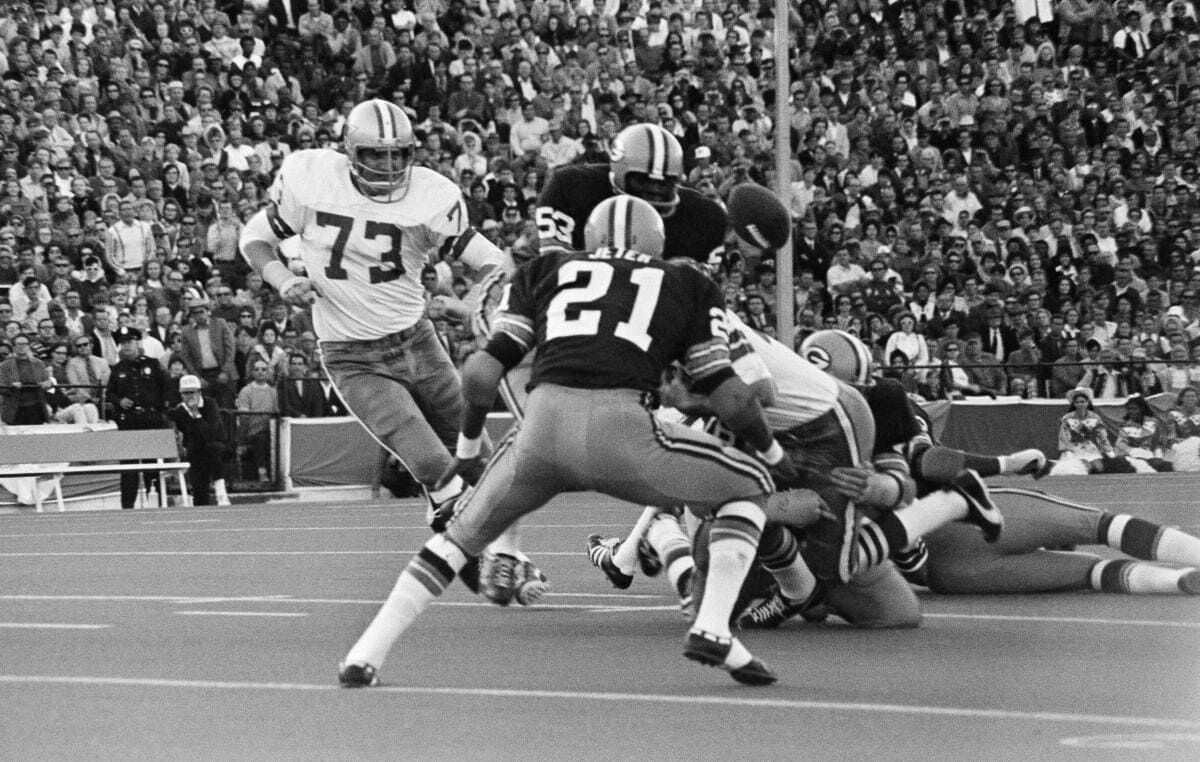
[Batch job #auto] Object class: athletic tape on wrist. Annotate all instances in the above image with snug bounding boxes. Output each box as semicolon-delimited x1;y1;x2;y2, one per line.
759;439;784;466
456;433;482;459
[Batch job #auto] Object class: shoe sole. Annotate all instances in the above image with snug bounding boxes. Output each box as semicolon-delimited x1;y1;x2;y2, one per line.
683;635;778;686
1015;455;1047;476
957;471;1003;542
1179;569;1200;595
338;664;379;688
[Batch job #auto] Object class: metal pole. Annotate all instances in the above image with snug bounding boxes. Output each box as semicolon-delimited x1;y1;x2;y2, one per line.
773;0;794;347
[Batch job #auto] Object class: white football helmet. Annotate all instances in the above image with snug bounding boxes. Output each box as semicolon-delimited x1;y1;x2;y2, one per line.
343;99;415;202
609;123;685;217
799;329;876;386
583;195;666;257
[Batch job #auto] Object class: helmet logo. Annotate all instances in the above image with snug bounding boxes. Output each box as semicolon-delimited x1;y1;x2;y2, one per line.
805;347;831;371
608;137;626;163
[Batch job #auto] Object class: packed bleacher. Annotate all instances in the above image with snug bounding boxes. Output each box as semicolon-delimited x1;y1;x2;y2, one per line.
3;0;1200;475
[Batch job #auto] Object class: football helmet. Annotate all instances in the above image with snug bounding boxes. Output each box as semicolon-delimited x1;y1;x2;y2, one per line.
343;99;415;202
799;329;875;386
609;123;685;217
583;195;666;257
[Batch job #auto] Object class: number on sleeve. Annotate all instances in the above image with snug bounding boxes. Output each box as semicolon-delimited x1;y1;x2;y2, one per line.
315;211;352;280
364;221;404;283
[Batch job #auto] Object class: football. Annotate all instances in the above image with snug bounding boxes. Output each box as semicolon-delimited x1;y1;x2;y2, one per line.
728;183;791;250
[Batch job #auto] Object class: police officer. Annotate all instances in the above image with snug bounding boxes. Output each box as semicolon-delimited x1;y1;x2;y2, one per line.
106;327;168;509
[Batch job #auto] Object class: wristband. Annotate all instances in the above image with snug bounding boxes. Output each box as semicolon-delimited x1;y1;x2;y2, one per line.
262;260;293;291
758;439;784;466
276;275;306;297
456;433;482;459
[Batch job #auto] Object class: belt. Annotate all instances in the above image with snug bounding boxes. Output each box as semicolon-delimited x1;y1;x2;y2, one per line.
322;321;422;350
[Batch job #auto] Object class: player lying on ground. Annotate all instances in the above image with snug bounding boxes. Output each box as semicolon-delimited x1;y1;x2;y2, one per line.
338;196;797;688
238;99;517;542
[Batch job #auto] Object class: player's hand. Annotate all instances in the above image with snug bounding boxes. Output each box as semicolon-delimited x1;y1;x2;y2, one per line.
434;455;486;491
280;276;322;307
827;466;873;501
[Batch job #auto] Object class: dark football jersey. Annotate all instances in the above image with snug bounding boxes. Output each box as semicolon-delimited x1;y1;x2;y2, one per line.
535;164;728;264
489;249;732;393
863;378;924;455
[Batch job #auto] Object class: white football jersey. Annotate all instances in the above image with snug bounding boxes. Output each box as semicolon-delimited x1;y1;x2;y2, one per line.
269;150;469;341
726;311;839;431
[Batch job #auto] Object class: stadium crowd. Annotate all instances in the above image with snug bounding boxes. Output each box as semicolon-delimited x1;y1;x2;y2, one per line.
3;0;1200;427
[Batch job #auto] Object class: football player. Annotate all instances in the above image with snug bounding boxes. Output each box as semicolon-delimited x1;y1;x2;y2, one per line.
795;330;1200;603
238;99;513;528
338;196;794;688
469;124;730;596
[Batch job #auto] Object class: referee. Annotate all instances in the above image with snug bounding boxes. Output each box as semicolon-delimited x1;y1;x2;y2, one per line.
106;327;168;509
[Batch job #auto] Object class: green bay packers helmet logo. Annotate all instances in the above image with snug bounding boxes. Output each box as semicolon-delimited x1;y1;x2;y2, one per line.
804;345;832;371
608;137;626;163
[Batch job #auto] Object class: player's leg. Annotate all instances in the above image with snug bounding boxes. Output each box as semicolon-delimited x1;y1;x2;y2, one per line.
910;442;1047;481
320;336;462;512
823;562;922;629
600;410;776;684
339;424;567;685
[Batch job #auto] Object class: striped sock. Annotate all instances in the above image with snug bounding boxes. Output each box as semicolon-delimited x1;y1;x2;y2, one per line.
1089;559;1194;594
1098;513;1200;565
343;535;466;669
692;501;764;639
758;524;816;601
647;514;695;602
854;520;892;570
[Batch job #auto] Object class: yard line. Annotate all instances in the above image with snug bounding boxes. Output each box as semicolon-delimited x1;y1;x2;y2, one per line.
924;613;1200;629
0;623;109;630
0;675;1195;730
0;550;597;557
3;594;1197;627
174;611;307;618
0;524;631;539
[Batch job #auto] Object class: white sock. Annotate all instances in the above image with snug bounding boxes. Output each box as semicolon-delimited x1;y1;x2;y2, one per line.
1090;559;1193;594
692;502;763;638
896;490;967;540
429;476;463;504
344;536;466;669
647;514;695;598
773;556;817;602
487;523;521;558
1153;527;1200;566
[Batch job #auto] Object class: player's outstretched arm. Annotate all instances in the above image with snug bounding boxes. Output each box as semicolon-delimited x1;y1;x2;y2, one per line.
703;372;797;483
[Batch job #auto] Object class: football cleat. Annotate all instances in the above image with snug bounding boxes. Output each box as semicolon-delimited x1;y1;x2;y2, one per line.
586;534;634;589
426;491;462;534
637;534;663;577
513;560;549;606
1179;568;1200;595
338;662;380;688
1006;448;1048;476
952;469;1003;543
683;630;777;686
892;538;930;586
480;551;521;606
736;584;827;630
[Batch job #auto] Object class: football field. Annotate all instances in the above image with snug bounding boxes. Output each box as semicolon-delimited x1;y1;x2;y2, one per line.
1;475;1198;760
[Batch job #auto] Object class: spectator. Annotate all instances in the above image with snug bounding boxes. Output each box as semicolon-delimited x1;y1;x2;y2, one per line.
178;299;237;410
172;374;230;506
1053;387;1118;475
66;334;109;404
1115;394;1174;473
277;352;322;418
236;360;278;483
1166;387;1200;472
0;334;53;425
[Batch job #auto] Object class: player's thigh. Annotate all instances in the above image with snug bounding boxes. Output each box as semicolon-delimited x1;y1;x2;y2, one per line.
987;488;1103;552
406;320;466;443
323;352;451;482
445;428;565;556
925;538;1098;594
826;562;921;629
597;414;773;515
